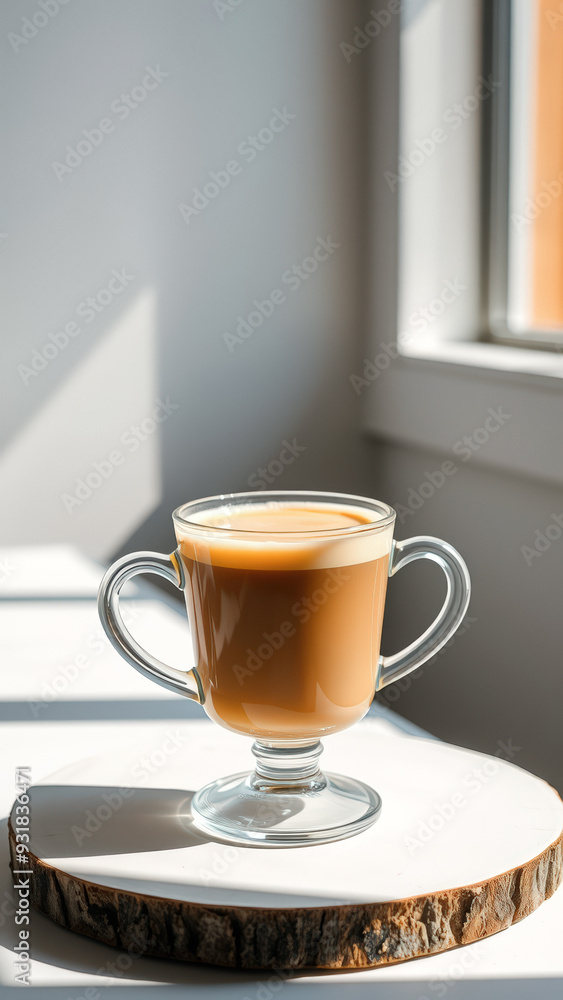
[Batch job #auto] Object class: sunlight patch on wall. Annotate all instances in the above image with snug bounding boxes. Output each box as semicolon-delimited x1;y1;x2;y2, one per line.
0;290;163;561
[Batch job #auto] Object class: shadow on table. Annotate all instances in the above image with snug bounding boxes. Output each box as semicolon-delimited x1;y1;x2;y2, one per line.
0;699;205;723
18;784;202;857
20;783;300;859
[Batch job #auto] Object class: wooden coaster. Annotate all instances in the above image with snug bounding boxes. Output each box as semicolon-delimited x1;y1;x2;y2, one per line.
8;720;562;969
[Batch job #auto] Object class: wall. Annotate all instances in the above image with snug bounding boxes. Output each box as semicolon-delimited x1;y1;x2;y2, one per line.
1;0;371;561
365;439;563;793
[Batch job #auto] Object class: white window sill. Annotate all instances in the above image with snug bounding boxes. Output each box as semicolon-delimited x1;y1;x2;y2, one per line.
364;341;563;487
401;340;563;385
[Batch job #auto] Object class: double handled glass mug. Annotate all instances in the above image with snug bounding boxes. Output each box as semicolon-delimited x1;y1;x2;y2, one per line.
98;491;470;846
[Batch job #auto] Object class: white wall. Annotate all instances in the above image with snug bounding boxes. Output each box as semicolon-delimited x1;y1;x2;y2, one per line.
1;0;370;561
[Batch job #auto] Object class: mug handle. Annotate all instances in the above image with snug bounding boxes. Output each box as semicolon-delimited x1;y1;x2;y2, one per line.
97;551;203;702
376;536;471;691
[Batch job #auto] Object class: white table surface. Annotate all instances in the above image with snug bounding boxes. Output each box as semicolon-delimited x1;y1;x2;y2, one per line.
0;545;561;998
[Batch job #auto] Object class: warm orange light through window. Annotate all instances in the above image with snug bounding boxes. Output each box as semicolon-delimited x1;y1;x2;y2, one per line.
532;0;563;327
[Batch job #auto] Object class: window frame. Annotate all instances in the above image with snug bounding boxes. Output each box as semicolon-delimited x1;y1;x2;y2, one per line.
489;0;563;348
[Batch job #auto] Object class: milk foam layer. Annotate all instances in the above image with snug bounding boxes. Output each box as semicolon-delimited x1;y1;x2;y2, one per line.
175;501;394;569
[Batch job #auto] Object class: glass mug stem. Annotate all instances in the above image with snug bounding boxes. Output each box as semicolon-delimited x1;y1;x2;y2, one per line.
250;740;326;793
97;492;470;846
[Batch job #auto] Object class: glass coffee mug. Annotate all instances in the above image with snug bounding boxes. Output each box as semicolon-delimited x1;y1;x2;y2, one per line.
98;491;470;846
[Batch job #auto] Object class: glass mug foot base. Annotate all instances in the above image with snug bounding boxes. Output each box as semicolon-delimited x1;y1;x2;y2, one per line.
190;740;382;847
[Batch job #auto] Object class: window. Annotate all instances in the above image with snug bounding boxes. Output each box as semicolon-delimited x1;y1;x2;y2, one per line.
365;0;563;487
490;0;563;346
